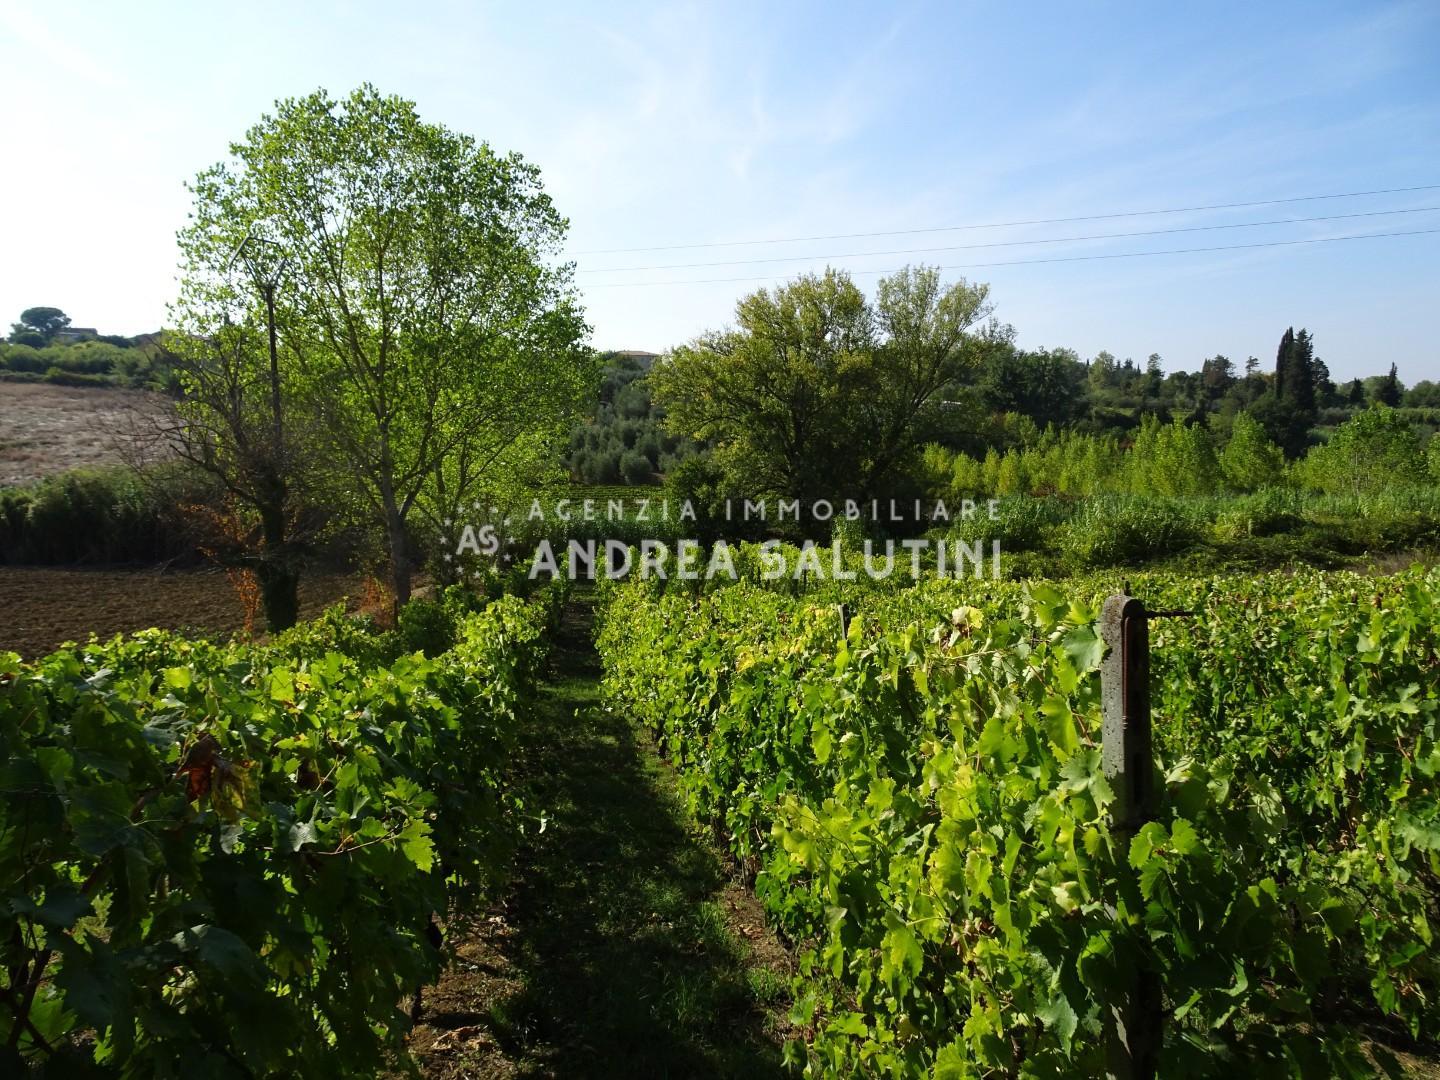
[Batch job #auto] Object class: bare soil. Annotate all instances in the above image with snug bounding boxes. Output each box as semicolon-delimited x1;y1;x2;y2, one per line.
0;566;367;658
0;382;172;487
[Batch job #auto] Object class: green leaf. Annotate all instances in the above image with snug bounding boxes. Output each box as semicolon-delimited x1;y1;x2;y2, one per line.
1061;624;1104;673
812;723;833;764
175;924;265;985
13;888;93;929
289;819;318;852
1397;813;1440;853
1129;821;1166;869
828;1011;868;1036
399;819;436;872
1169;817;1202;856
881;912;923;987
54;939;127;1029
1038;989;1078;1050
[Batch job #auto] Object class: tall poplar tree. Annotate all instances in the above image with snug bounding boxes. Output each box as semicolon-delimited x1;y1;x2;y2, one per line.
181;86;592;605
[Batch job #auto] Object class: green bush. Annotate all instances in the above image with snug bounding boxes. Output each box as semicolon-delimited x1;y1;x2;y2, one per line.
1218;412;1286;491
1296;406;1429;494
597;569;1440;1075
663;455;738;545
47;342;126;374
394;596;457;657
0;344;45;373
0;340;172;388
43;366;111;387
619;449;653;485
1;590;557;1075
1209;487;1305;541
1057;497;1201;567
949;496;1069;552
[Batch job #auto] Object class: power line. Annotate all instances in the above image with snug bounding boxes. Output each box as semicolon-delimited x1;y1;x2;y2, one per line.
575;204;1440;273
567;183;1440;256
582;225;1440;288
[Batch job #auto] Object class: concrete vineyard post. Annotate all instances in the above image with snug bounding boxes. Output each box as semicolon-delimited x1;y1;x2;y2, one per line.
1100;593;1161;1080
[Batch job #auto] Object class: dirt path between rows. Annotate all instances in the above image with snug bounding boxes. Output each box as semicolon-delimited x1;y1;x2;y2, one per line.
405;595;795;1078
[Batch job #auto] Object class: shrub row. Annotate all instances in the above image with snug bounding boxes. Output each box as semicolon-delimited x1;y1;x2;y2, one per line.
949;488;1440;570
0;584;563;1076
597;569;1440;1076
0;467;205;566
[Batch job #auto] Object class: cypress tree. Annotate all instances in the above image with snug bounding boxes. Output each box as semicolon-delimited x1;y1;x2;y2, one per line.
1274;327;1296;399
1259;326;1317;457
1290;329;1316;412
1274;326;1317;411
1376;363;1402;407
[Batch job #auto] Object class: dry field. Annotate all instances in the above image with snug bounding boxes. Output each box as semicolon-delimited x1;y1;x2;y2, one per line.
0;567;370;658
0;382;172;487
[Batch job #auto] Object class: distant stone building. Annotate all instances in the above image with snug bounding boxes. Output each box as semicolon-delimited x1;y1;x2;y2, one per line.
54;327;98;343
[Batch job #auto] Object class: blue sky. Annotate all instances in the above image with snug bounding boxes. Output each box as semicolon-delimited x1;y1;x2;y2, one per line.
1;0;1437;381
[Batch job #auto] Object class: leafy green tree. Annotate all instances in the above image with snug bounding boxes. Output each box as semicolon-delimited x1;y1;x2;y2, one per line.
157;317;314;630
1124;415;1218;495
619;450;653;484
1260;326;1326;458
978;346;1087;424
1310;355;1337;407
1142;353;1163;399
1298;405;1427;494
1407;380;1440;408
1219;411;1285;491
1200;354;1235;401
1167;419;1219;494
653;266;1000;504
9;306;70;344
1250;390;1311;459
187;86;591;604
0;344;45;372
995;449;1028;495
173;178;319;631
1087;350;1117;394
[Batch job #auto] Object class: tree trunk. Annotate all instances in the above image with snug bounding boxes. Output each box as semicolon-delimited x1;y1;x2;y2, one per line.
256;473;299;632
256;559;299;632
380;480;412;609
